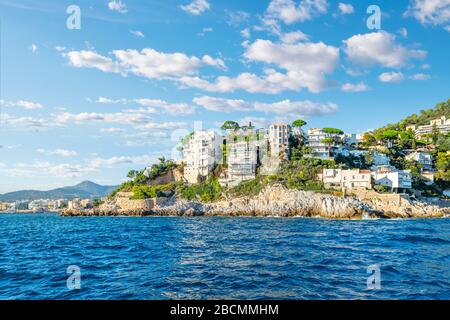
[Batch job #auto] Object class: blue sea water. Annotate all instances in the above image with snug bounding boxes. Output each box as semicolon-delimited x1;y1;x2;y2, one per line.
0;213;448;300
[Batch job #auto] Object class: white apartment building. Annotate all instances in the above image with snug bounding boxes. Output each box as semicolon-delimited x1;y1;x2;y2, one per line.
269;124;291;158
407;116;450;138
221;140;259;187
405;151;433;170
372;167;412;192
319;169;372;190
307;128;344;159
183;130;223;184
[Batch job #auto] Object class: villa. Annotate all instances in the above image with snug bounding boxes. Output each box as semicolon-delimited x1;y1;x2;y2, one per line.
319;169;372;190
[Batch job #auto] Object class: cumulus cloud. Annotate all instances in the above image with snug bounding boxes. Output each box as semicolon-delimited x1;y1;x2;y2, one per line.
280;30;310;43
265;0;328;24
65;50;122;74
379;71;404;83
180;0;210;16
108;0;128;13
343;31;427;68
181;39;339;94
338;3;354;15
193;95;338;118
341;82;370;92
64;48;226;80
405;0;450;29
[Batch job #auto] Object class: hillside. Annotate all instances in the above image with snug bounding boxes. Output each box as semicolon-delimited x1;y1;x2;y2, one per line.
0;181;118;202
377;98;450;132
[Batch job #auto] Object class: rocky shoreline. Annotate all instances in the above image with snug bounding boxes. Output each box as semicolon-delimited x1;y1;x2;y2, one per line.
60;184;450;219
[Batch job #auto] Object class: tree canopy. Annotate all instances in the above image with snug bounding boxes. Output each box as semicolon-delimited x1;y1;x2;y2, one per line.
323;127;344;135
221;121;240;131
292;119;307;128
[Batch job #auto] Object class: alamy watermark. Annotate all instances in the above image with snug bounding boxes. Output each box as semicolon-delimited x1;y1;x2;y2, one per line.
66;5;81;30
367;264;381;290
66;265;81;290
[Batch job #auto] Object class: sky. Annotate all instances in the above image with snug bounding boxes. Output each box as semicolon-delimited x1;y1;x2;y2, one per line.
0;0;449;193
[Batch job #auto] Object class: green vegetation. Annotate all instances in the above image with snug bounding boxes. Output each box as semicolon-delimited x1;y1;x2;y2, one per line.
130;183;178;200
221;120;240;131
323;127;344;135
292;119;307;128
110;157;177;199
110;98;450;202
177;177;222;202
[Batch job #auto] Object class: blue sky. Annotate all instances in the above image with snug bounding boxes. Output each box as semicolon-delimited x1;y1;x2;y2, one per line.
0;0;449;193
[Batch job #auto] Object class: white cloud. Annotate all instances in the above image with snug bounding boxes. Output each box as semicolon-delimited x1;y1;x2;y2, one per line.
3;114;59;130
55;111;153;126
64;48;226;80
226;10;250;26
341;82;370;92
133;99;195;115
89;155;154;168
1;99;43;110
38;148;78;157
108;0;128;13
65;50;122;74
241;28;251;38
130;30;145;38
193;96;254;113
100;128;126;134
343;31;427;68
265;0;328;24
254;100;337;117
30;43;38;54
94;97;195;115
193;95;338;118
180;0;210;16
280;30;310;43
96;96;127;104
179;39;339;94
405;0;450;28
409;73;431;80
379;71;404;83
421;63;431;69
338;3;354;15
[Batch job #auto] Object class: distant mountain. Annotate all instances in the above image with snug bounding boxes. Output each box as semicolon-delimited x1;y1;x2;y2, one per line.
0;181;118;202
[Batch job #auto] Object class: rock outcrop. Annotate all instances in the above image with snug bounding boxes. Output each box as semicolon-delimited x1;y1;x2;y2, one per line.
60;184;450;219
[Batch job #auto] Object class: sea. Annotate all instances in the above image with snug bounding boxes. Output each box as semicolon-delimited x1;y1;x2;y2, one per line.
0;213;448;300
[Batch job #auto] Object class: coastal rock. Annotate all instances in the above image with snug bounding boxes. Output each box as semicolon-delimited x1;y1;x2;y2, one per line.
60;184;450;219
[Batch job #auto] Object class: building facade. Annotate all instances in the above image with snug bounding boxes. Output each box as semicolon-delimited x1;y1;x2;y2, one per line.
183;130;223;184
407;116;450;138
269;124;291;158
319;169;372;190
307;128;344;159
